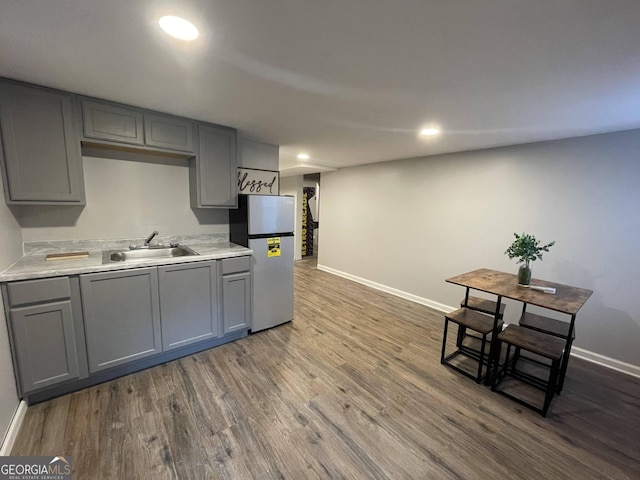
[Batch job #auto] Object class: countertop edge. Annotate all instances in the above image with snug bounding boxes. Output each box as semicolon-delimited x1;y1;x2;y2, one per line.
0;245;253;283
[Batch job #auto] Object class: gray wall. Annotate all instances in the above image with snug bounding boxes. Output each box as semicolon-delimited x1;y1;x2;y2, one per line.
17;155;229;242
0;172;22;442
319;128;640;367
238;139;279;171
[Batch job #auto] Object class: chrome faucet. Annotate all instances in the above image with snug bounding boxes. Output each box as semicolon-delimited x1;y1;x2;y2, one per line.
144;230;159;247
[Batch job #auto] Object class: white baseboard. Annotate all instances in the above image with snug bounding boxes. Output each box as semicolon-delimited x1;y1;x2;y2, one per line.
570;347;640;378
317;264;454;313
317;263;640;379
0;401;27;456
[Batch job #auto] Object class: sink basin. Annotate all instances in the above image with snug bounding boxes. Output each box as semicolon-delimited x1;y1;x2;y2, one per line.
103;245;198;263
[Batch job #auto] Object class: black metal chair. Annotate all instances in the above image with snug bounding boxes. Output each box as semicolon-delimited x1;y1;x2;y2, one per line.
518;310;575;393
491;325;566;417
441;307;503;383
457;296;506;347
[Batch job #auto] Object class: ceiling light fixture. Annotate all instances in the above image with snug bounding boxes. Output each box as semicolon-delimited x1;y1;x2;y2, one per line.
159;16;199;41
420;127;441;136
297;153;310;160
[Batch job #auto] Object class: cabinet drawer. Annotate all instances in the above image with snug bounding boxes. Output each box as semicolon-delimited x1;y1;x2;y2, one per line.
221;256;251;275
82;99;144;145
7;277;71;307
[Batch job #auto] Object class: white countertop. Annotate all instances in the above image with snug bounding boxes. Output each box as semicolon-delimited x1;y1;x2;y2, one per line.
0;240;252;282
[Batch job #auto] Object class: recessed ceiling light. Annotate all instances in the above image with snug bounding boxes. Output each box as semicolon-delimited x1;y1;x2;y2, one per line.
420;127;440;136
159;16;199;41
297;153;310;160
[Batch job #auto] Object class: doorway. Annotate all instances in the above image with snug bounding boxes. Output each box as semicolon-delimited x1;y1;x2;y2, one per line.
302;173;320;258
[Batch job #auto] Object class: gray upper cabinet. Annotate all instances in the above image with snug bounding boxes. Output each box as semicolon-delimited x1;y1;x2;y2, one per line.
82;99;194;154
0;80;85;205
80;268;161;373
158;261;219;351
190;123;238;208
0;78;243;209
82;99;144;145
144;113;194;153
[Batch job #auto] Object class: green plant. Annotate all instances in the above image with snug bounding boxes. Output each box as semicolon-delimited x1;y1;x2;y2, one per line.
505;233;555;268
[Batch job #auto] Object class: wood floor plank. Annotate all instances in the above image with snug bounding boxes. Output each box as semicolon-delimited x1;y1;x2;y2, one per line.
10;257;640;479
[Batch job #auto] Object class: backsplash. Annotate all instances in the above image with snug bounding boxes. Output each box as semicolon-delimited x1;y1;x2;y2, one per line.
23;233;230;255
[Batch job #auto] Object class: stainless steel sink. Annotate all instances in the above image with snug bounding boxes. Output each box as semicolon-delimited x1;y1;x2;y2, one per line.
102;245;198;263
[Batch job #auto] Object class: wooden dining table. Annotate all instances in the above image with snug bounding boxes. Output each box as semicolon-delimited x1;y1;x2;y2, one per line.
445;268;593;388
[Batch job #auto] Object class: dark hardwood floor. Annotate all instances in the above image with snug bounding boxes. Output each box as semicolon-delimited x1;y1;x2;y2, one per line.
11;258;640;479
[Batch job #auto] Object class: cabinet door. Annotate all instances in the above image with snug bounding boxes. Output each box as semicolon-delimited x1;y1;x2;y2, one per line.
0;82;85;204
191;123;237;208
80;268;161;373
82;99;144;145
158;261;219;351
144;113;194;153
222;271;251;334
10;301;79;393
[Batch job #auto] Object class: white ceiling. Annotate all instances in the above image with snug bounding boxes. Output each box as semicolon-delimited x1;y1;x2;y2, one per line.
1;1;640;174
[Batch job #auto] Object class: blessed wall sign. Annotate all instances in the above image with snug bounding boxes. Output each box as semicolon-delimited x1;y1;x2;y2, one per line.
237;168;279;195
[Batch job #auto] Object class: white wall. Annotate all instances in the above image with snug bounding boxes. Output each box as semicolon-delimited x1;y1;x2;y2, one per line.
280;176;303;260
0;173;22;443
16;155;229;242
319;129;640;368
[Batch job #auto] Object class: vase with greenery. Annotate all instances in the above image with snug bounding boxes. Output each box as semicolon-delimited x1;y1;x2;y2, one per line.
505;233;555;286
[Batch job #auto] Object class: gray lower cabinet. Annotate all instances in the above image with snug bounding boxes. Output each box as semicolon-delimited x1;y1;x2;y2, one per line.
80;268;162;373
190;123;238;208
10;301;79;393
221;257;251;334
222;271;251;334
158;261;219;351
0;80;85;204
1;255;252;403
2;276;84;394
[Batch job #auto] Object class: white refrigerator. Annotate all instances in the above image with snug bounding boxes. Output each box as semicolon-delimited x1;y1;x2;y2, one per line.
230;195;295;332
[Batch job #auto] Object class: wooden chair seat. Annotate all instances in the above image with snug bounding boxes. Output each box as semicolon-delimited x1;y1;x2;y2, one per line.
519;312;575;340
498;325;565;360
446;308;503;335
460;296;506;318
